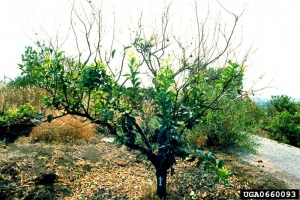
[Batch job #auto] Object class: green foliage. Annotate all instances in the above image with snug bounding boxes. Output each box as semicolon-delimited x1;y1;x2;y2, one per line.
6;75;33;87
0;103;36;124
19;42;118;123
0;77;46;115
266;111;300;147
191;149;233;184
265;95;300;147
267;95;299;116
188;97;262;153
184;65;262;153
18;40;246;198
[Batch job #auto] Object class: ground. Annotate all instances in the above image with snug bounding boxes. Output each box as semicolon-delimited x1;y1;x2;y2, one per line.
0;136;289;200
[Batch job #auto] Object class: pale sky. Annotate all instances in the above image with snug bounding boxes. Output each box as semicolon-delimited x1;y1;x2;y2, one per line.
0;0;300;98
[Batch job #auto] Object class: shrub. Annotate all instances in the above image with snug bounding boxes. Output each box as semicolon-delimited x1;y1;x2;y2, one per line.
0;103;36;124
266;110;300;147
6;75;33;87
265;95;300;147
186;97;263;153
267;95;299;116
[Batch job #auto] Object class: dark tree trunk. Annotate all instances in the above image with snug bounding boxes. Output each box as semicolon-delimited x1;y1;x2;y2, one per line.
155;164;168;199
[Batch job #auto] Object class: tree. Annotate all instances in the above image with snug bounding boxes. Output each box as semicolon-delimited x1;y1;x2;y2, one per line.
267;95;298;116
18;1;250;198
266;95;300;147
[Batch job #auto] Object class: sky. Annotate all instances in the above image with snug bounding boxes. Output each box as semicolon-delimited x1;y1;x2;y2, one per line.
0;0;300;98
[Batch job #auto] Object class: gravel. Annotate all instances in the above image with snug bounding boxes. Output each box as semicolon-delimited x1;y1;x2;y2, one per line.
229;135;300;189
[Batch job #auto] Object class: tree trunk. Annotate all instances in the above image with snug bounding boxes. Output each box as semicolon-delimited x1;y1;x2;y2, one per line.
156;165;168;199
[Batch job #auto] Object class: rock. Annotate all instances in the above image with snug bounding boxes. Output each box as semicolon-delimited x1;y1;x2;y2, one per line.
101;137;114;143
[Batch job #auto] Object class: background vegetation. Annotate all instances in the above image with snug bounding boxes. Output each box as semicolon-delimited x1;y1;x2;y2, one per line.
263;95;300;147
1;0;299;199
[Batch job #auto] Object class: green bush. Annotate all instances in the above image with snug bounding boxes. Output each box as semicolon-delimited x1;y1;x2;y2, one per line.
265;95;300;147
6;75;33;87
0;103;36;124
267;95;299;116
266;110;300;147
186;97;263;153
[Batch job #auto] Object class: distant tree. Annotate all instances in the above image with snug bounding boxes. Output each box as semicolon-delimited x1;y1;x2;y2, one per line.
266;95;300;147
267;95;299;116
6;75;33;87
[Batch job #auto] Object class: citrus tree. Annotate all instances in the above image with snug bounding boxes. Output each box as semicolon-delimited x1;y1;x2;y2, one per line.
18;1;250;198
19;42;243;198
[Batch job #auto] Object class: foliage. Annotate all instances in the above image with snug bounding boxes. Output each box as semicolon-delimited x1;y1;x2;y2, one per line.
0;103;36;124
0;76;46;115
265;95;300;147
266;111;300;147
6;75;33;87
267;95;299;116
184;65;262;153
18;42;244;198
187;96;262;153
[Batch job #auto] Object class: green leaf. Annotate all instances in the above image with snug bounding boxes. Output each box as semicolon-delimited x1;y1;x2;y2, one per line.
124;46;132;50
218;160;225;168
47;114;53;123
214;177;220;184
171;146;180;155
196;149;205;157
135;82;141;88
166;129;171;137
57;51;65;57
204;163;211;170
206;151;214;159
210;156;217;167
131;112;139;117
224;180;229;186
159;124;167;133
197;157;205;167
156;113;164;119
18;64;24;68
112;49;116;59
136;153;144;160
130;58;135;66
123;73;131;78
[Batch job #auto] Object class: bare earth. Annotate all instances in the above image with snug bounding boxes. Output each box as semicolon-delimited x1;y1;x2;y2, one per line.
0;136;296;199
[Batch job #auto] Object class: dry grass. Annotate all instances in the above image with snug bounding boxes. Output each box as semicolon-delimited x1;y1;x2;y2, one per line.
0;81;100;144
184;129;208;149
30;115;99;144
140;183;158;199
0;83;46;113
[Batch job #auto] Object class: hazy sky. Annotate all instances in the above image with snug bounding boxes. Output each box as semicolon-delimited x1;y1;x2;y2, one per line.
0;0;299;98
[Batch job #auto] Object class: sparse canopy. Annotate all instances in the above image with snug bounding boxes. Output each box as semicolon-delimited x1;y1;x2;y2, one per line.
18;1;249;198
